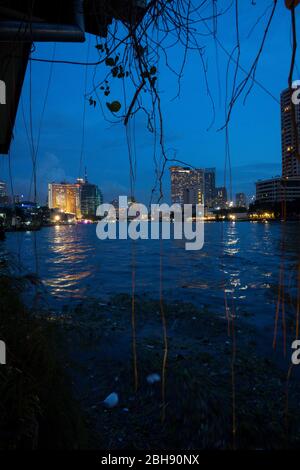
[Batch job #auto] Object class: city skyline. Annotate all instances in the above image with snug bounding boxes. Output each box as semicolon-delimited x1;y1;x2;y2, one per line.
255;85;300;205
0;2;295;204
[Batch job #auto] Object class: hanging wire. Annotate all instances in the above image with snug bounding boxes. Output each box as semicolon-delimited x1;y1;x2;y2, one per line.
79;35;91;179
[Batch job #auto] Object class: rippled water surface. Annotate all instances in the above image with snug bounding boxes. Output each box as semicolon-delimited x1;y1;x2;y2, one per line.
1;221;300;326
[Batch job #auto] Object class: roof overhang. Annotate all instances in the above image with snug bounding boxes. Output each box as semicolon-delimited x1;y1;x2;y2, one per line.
0;0;147;155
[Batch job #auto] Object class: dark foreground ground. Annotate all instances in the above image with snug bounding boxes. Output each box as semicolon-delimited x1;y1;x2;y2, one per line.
51;294;300;450
2;271;300;450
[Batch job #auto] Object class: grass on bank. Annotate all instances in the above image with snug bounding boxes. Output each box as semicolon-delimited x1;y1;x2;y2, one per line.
0;273;89;450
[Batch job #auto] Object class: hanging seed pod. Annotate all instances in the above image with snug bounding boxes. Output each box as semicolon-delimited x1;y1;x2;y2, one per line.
105;57;115;66
285;0;300;8
106;101;122;113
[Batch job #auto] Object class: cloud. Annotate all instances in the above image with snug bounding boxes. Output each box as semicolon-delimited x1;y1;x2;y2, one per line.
100;181;129;202
37;152;77;203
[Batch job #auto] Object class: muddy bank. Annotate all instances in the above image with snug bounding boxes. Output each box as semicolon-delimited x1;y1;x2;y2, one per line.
50;294;300;450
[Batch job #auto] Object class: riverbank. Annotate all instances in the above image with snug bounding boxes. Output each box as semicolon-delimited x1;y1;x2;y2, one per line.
0;272;89;449
51;294;300;450
1;272;300;449
0;217;292;235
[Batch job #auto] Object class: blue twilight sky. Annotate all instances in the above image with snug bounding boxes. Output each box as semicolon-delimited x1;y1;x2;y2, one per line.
0;1;299;205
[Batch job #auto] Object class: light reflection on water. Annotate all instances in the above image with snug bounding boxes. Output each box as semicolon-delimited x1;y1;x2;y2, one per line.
1;221;300;326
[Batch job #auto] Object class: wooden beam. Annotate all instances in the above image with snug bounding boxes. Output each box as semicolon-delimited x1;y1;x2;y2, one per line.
0;42;30;154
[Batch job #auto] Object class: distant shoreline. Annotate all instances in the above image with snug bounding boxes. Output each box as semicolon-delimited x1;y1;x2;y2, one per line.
2;217;299;234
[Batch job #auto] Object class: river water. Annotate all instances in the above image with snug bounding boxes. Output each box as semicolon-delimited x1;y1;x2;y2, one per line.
1;221;300;330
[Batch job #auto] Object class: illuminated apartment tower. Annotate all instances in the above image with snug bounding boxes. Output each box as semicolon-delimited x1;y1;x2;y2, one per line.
0;180;6;197
0;180;8;205
170;166;204;205
281;87;300;177
48;182;81;218
256;86;300;205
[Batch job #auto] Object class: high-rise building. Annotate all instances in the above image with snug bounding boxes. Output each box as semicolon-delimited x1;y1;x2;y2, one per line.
183;187;203;205
0;181;6;197
170;166;203;205
170;166;205;205
204;168;216;208
256;86;300;205
0;181;8;205
48;182;81;218
281;86;300;177
236;192;247;208
256;177;300;203
214;187;227;208
79;178;103;219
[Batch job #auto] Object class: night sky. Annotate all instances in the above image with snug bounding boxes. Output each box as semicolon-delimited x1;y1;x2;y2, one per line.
0;1;299;205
